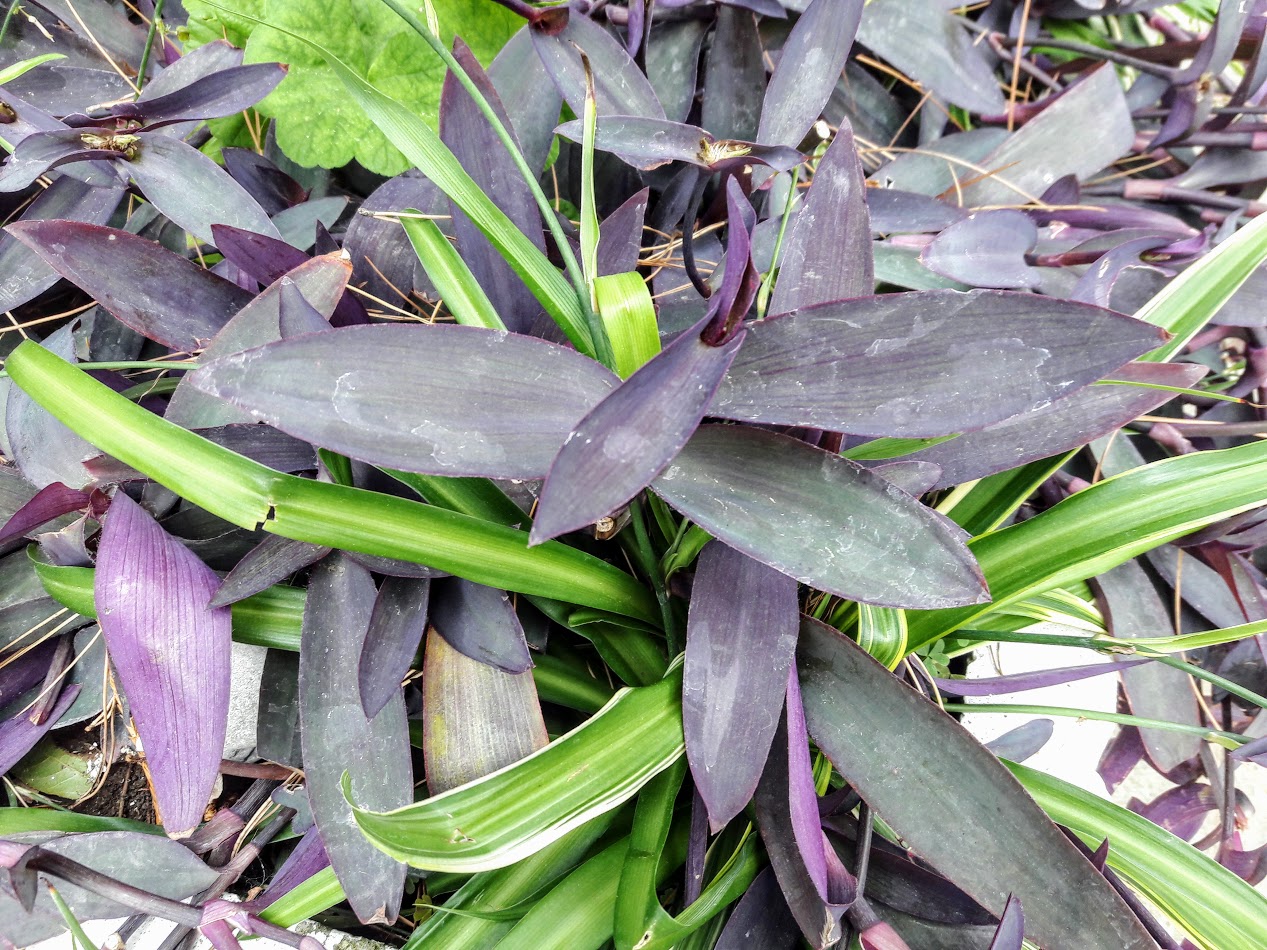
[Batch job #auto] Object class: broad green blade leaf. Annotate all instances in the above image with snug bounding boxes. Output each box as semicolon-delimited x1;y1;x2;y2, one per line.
652;425;987;609
5;342;658;625
593;272;661;379
797;617;1157;950
905;437;1267;652
856;603;908;671
0;54;65;86
402;216;504;331
349;666;685;871
1010;761;1267;950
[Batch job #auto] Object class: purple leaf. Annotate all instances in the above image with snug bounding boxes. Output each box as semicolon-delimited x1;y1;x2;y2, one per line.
702;179;759;345
757;0;862;149
247;827;329;912
961;65;1134;207
187;324;619;479
278;280;331;338
488;27;564;175
684;541;799;832
0;549;66;651
358;576;429;719
125;64;287;129
933;659;1149;697
0;832;218;946
555;115;803;172
653;425;987;609
702;7;765;143
532;15;665;119
531;317;743;544
1132;782;1218;842
299;553;409;924
713;867;800;950
210;535;329;609
869;460;943;497
866;189;968;235
644;20;709;123
0;177;125;314
597;188;648;277
5;221;252;351
0;683;79;774
988;896;1024;950
221;149;307;216
124;134;280;244
165;253;354;430
859;922;911;950
856;0;1006;115
1098;726;1145;795
770;124;872;314
0;482;90;548
0;639;59;711
428;577;532;674
0;128;124;191
136;39;245;101
441;39;546;335
797;616;1159;950
921;212;1040;290
896;361;1209;488
713;291;1168;437
984;720;1054;764
420;626;548;795
95;491;231;836
1092;560;1202;774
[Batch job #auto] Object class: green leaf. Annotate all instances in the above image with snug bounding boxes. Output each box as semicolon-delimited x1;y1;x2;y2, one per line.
402;216;505;331
258;867;344;927
0;807;162;837
906;438;1267;652
593;272;661;379
5;342;658;625
797;616;1158;950
348;666;685;871
855;603;907;671
185;0;520;176
1010;761;1267;950
0;54;65;87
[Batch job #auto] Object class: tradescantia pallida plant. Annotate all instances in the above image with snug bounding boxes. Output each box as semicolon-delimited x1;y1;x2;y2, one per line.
7;1;1267;949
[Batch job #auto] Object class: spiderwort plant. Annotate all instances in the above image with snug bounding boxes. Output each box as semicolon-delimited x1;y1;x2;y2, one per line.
5;2;1267;949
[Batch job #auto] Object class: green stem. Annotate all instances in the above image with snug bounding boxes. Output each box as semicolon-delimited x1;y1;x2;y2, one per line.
629;498;679;654
943;702;1245;744
0;0;20;44
135;0;166;92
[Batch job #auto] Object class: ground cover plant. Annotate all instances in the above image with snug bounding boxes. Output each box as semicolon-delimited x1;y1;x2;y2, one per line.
4;0;1267;947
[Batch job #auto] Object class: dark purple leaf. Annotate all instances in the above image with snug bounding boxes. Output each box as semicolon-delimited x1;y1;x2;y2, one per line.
0;177;125;313
983;720;1054;764
684;541;799;831
278;280;330;337
95;491;231;836
187;324;619;479
771;124;872;314
644;20;709;123
797;616;1159;950
921;212;1040;291
5;325;101;489
0;832;218;947
653;425;987;608
701;179;759;344
343;172;444;308
0;482;90;548
754;663;852;948
897;362;1208;488
869;127;1007;197
702;7;765;143
531;317;743;543
597;187;648;276
358;576;429;719
757;0;862;149
272;195;349;252
221;149;307;216
5;220;252;351
255;649;302;768
137;39;245;101
0;639;59;711
0;550;65;652
713;866;800;950
1132;782;1217;842
1098;726;1145;795
933;659;1149;697
866;189;968;235
869;460;942;497
210;536;329;609
126;64;287;129
0;683;79;774
856;0;1006;115
2;63;132;116
488;27;564;175
428;577;532;673
1070;236;1176;308
124;134;279;244
165;253;354;430
531;14;664;118
299;553;409;924
0;128;124;191
859;922;911;950
987;896;1024;950
344;551;447;579
555;115;803;172
1092;560;1202;774
420;626;548;795
713;291;1168;438
441;39;546;335
962;65;1134;207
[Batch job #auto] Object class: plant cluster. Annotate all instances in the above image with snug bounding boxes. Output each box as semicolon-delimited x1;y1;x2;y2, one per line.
0;1;1266;949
